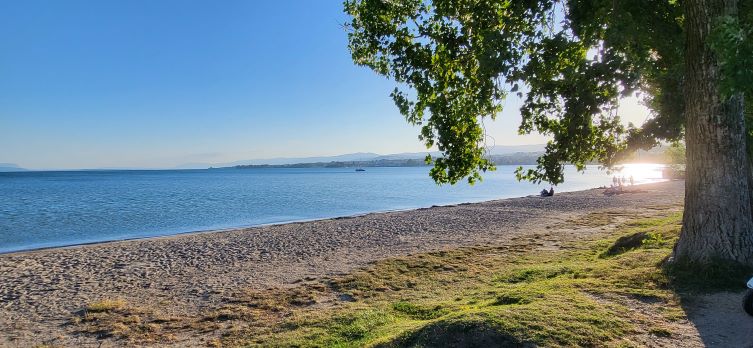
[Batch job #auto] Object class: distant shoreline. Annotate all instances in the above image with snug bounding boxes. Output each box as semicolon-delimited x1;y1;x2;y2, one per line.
1;161;673;172
226;152;544;169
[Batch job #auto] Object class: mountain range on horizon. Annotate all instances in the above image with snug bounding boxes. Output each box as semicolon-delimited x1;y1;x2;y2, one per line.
2;144;672;171
176;144;548;169
0;163;27;172
0;145;545;172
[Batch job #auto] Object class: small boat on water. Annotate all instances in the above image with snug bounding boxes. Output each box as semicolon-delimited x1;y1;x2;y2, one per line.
355;168;366;172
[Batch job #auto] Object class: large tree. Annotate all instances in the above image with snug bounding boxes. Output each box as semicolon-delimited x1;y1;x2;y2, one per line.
344;0;753;266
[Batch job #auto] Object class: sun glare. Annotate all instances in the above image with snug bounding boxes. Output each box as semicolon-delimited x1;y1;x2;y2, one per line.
613;163;667;185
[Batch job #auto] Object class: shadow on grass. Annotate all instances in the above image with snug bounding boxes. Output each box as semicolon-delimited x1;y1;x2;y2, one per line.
377;320;534;348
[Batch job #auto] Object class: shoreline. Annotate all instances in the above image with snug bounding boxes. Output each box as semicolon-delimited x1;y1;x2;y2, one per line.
1;202;457;256
0;180;683;347
0;181;668;256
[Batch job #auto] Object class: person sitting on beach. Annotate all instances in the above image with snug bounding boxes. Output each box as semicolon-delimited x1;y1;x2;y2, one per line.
540;187;554;197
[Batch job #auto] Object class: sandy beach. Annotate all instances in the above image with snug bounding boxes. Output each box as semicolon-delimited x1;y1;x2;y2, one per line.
4;180;739;347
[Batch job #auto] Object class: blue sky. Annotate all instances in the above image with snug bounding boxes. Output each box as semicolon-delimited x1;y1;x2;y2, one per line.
0;1;648;170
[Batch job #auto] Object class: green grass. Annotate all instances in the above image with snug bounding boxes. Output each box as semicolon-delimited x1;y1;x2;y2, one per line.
215;209;732;347
85;298;127;313
71;208;752;347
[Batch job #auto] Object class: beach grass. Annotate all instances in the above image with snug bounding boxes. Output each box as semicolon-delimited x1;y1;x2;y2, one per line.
203;210;716;347
72;298;181;343
85;298;127;313
68;209;748;346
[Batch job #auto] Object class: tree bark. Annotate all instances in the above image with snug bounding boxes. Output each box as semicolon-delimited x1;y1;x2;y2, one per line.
674;0;753;266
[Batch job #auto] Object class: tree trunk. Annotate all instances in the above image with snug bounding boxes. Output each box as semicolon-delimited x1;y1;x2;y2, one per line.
674;0;753;266
747;100;753;221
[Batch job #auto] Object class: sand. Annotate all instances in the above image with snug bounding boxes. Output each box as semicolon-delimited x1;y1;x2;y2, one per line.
1;180;750;347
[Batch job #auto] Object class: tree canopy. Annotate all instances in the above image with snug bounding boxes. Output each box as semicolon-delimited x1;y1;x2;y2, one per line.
344;0;751;185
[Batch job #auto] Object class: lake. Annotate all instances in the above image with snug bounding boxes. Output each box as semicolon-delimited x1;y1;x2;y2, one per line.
0;164;665;253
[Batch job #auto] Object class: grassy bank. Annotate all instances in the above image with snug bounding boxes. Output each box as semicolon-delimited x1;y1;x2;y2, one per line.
70;208;748;347
239;212;685;347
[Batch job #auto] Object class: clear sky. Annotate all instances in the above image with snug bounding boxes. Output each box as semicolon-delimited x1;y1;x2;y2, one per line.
0;0;650;170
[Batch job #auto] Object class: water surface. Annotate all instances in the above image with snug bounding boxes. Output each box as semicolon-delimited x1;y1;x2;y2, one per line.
0;165;664;253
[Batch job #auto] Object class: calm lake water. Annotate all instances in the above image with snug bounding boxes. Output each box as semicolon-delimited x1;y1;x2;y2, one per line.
0;165;665;253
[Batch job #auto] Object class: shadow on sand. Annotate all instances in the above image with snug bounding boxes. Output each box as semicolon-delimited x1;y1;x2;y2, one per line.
676;291;753;348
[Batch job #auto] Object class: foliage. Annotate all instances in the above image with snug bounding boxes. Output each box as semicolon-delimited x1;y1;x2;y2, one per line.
709;3;753;160
664;141;685;166
344;0;694;184
709;4;753;99
344;0;552;183
345;0;753;186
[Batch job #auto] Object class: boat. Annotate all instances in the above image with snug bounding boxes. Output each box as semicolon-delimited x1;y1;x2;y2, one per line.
355;168;366;172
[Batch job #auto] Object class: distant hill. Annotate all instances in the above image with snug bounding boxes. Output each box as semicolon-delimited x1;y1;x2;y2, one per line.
371;145;545;161
192;145;547;169
173;163;214;170
230;151;544;169
216;152;380;167
0;163;27;172
487;144;546;155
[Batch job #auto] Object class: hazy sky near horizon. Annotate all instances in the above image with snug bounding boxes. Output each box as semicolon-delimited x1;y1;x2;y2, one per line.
0;0;651;170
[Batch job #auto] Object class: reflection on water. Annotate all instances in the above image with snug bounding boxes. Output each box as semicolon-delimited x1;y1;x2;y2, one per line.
612;163;668;185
